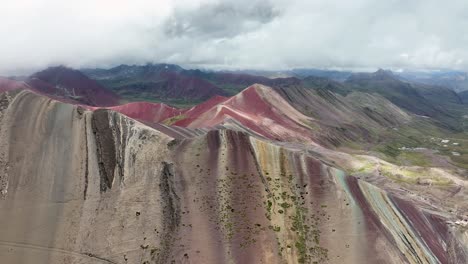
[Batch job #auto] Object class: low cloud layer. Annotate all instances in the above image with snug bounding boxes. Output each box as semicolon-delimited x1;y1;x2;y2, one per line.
1;0;468;75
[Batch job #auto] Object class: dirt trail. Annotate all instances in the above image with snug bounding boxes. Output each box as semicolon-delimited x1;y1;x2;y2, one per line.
0;240;117;264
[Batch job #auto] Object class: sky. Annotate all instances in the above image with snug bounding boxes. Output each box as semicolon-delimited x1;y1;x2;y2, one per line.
1;0;468;75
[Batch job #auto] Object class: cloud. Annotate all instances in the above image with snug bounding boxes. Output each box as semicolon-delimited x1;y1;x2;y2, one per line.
1;0;468;75
164;0;279;39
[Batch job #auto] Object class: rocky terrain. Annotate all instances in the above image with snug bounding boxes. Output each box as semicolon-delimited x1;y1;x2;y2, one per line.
0;76;467;263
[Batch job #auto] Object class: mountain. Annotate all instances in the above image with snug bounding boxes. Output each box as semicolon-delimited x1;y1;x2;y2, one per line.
0;88;466;263
6;65;468;152
94;80;468;176
172;84;319;143
347;69;397;82
291;68;353;81
301;75;351;95
84;63;185;79
184;69;303;92
26;66;120;106
460;90;468;104
104;83;410;148
84;64;308;106
397;70;468;92
179;68;352;82
83;65;468;129
106;102;183;124
143;84;412;149
87;69;468;159
346;69;465;130
273;85;412;146
83;64;355;107
85;64;468;111
1;65;468;263
83;64;229;107
0;77;27;93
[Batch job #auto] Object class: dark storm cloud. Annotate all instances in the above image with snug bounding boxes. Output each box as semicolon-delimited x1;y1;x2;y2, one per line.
164;0;280;39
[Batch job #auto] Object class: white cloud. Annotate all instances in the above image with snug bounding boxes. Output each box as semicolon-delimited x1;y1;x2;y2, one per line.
1;0;468;74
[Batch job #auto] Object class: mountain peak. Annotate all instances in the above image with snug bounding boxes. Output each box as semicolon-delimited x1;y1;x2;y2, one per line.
236;83;276;98
374;68;395;78
31;65;85;81
27;66;120;106
346;69;398;82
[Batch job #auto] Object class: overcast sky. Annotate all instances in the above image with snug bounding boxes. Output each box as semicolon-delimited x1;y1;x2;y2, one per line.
1;0;468;75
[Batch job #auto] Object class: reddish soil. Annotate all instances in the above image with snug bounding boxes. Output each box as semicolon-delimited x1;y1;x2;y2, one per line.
108;102;182;123
159;72;228;99
173;85;315;142
27;66;120;106
0;78;26;93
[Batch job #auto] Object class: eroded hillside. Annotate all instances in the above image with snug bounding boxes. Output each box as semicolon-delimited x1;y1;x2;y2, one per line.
0;89;467;263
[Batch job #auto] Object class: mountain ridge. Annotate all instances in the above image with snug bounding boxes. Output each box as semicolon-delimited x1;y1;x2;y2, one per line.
0;88;466;263
26;66;120;106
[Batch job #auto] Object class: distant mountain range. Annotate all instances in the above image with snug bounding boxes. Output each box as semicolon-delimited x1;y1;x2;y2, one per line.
77;64;466;131
2;64;467;130
398;70;468;92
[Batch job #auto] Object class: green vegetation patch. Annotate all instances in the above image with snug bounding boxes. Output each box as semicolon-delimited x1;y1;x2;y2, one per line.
397;152;431;167
162;114;187;126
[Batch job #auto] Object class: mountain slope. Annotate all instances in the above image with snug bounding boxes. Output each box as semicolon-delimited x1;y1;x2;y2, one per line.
397;70;468;92
0;77;27;93
274;85;412;146
134;84;411;148
184;69;303;94
27;66;120;106
172;84;319;143
460;90;468;104
84;64;228;105
346;69;466;130
84;64;307;106
0;89;466;263
104;102;183;124
79;79;466;172
83;65;468;130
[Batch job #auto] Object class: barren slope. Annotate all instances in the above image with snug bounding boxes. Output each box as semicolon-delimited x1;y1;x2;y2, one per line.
172;84;318;143
0;90;466;263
